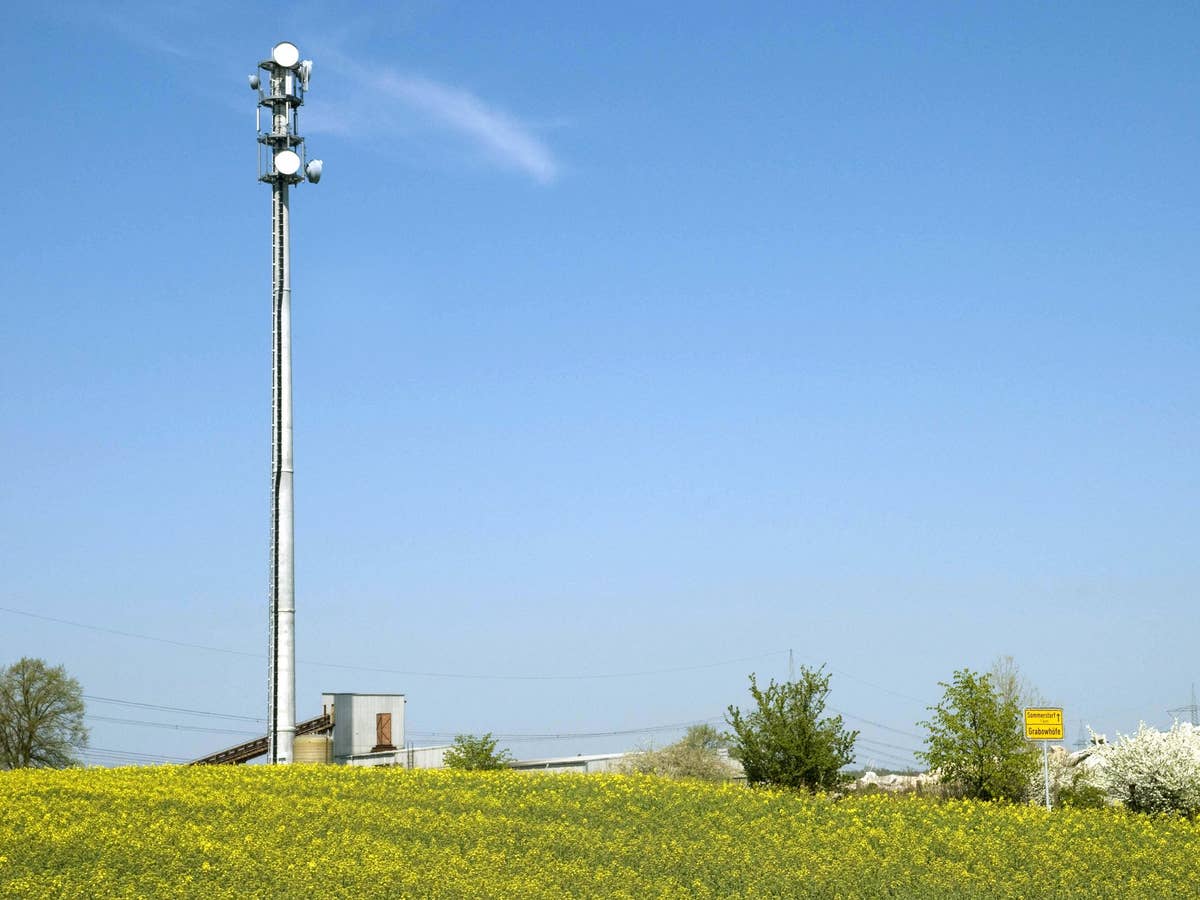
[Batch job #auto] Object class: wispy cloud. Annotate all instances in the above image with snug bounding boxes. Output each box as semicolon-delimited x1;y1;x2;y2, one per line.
315;53;562;186
368;72;560;185
86;7;199;60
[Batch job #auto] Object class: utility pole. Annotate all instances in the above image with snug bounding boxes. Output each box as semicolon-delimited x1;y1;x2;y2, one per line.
1168;683;1200;727
1073;722;1089;751
249;42;323;764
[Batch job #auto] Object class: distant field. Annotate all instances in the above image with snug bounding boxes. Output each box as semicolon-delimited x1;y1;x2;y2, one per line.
1;767;1197;898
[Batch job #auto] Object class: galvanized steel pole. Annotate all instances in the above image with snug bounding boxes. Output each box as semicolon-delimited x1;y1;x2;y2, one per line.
269;175;295;765
1042;741;1051;809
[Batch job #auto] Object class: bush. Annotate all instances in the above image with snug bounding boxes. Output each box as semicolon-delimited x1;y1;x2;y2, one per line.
1057;778;1109;810
1031;748;1108;810
1097;722;1200;817
621;724;738;782
443;733;513;770
726;668;857;792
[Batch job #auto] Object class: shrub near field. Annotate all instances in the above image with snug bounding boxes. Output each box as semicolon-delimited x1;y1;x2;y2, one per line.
1;768;1199;899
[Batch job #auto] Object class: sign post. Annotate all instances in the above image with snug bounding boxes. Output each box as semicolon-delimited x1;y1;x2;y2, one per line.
1024;707;1064;809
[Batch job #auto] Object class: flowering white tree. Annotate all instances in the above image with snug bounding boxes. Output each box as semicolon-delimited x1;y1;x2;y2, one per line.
1098;722;1200;817
620;724;739;782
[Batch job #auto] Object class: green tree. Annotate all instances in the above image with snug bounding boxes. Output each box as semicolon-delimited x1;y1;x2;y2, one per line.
621;724;736;781
917;668;1037;801
0;657;88;769
443;733;513;770
725;668;858;792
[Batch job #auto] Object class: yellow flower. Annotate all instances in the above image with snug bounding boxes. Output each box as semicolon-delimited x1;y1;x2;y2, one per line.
0;766;1197;898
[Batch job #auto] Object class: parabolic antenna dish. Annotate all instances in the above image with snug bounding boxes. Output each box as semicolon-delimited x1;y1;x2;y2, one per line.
274;150;302;175
271;42;300;68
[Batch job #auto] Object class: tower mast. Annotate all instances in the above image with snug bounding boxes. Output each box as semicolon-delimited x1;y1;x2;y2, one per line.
250;42;322;764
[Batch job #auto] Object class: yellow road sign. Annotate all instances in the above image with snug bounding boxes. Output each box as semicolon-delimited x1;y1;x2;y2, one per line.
1024;707;1064;741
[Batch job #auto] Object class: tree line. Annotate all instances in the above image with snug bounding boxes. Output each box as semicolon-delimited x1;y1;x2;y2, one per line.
445;661;1029;798
7;654;1200;819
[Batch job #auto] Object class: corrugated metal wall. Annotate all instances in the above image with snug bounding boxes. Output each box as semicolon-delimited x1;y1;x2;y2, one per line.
322;693;406;762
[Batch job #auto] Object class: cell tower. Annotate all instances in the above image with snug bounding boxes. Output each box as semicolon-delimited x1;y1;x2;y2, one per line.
248;42;323;765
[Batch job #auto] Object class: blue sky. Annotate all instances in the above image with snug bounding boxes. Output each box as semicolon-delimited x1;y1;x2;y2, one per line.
1;1;1197;767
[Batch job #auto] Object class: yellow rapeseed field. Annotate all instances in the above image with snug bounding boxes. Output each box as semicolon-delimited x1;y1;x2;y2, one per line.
1;766;1197;898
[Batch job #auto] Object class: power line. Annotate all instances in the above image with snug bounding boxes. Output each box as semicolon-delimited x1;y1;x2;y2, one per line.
80;746;191;763
84;695;919;756
408;717;922;754
410;717;722;744
825;667;926;705
854;749;918;770
1;605;262;660
856;758;919;775
829;707;923;740
4;601;933;703
88;715;261;737
1;604;785;681
85;695;264;723
87;714;921;754
308;650;790;682
6;603;930;746
79;683;925;753
855;735;921;755
853;741;921;764
81;752;174;765
82;703;924;767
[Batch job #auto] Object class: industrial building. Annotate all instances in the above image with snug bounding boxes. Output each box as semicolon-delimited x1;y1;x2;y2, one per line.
192;691;652;772
193;693;426;767
192;691;683;774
